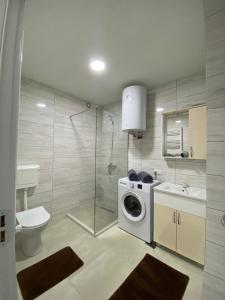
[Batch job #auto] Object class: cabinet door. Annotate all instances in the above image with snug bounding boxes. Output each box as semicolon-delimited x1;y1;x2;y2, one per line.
189;106;207;159
154;204;176;251
176;211;205;264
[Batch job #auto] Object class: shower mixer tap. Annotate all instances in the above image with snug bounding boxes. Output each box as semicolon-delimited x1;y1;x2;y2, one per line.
107;162;117;175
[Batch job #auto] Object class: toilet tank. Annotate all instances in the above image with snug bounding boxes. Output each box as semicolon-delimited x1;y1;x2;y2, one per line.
16;164;40;189
122;85;147;133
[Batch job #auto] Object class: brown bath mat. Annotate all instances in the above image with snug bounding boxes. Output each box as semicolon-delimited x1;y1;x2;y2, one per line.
109;254;189;300
17;246;83;300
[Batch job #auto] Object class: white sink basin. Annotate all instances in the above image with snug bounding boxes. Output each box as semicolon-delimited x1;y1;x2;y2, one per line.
154;182;206;218
154;182;206;202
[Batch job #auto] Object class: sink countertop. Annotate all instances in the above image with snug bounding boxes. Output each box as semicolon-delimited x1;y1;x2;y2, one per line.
154;182;206;202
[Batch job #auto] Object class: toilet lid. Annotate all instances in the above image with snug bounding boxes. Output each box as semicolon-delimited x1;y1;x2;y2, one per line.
16;206;50;228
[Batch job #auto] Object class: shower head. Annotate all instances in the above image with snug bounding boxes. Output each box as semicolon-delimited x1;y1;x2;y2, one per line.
69;102;92;120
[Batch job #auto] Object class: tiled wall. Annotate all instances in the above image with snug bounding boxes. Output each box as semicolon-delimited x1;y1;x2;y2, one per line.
128;73;206;189
203;1;225;299
17;79;96;220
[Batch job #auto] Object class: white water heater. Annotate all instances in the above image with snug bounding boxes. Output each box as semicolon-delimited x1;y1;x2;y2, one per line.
122;85;147;134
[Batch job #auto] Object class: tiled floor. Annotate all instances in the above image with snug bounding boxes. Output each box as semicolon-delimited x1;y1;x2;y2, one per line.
68;200;117;233
16;217;203;300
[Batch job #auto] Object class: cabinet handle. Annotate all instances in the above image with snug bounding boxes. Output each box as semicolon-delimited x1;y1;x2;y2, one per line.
177;212;181;225
190;146;193;158
173;211;176;224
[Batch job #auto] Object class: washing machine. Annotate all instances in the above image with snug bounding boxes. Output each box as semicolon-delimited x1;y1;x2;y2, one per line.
118;177;159;243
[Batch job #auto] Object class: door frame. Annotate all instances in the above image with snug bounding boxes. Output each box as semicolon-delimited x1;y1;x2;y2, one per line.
0;0;25;299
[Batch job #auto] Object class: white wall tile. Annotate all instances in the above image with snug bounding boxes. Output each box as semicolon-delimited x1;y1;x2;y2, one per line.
204;1;225;295
207;142;225;176
207;40;225;76
206;9;225;44
207;72;225;108
202;272;225;300
205;241;225;280
208;108;225;141
177;73;206;109
206;208;225;247
207;175;225;211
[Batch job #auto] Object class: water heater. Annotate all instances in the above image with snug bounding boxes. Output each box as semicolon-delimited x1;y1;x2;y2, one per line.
122;85;147;135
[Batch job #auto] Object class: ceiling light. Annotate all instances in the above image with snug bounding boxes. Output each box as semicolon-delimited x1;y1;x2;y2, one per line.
156;107;164;112
176;120;182;123
89;58;106;72
37;103;46;108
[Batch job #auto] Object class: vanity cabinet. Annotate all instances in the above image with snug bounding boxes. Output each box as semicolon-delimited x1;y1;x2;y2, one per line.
154;204;205;264
154;205;176;251
189;106;207;159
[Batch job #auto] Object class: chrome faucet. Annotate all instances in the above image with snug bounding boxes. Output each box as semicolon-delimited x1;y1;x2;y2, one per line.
181;183;189;188
181;182;189;191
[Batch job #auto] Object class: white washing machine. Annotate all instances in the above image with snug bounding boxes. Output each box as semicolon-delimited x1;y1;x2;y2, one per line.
118;177;159;244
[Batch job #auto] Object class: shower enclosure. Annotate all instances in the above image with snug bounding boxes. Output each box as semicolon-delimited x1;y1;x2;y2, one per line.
67;104;128;236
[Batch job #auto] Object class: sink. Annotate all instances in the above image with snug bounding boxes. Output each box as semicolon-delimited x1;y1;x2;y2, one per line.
154;182;206;202
154;182;206;218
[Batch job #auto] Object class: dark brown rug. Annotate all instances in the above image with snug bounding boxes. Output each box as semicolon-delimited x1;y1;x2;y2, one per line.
17;246;83;300
109;254;189;300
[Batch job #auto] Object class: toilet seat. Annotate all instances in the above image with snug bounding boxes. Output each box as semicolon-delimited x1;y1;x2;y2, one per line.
16;206;50;229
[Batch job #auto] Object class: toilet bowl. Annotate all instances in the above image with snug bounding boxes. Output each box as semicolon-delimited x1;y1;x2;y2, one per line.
16;206;50;256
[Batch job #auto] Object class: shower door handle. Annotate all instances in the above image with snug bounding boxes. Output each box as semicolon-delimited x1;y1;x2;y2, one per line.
221;214;225;226
190;146;193;158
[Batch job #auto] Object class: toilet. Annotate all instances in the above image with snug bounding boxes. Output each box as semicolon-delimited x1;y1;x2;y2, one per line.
16;162;50;256
16;206;50;256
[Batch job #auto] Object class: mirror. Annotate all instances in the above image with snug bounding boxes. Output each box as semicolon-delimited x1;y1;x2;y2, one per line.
162;110;189;158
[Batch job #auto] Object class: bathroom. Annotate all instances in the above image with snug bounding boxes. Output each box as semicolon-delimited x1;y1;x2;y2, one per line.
0;0;225;299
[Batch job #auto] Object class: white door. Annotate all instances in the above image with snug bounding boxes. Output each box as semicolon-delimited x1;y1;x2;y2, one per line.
0;1;25;300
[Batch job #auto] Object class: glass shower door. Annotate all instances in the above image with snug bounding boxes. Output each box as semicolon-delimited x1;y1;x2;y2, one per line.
68;107;96;234
67;105;128;236
94;107;128;234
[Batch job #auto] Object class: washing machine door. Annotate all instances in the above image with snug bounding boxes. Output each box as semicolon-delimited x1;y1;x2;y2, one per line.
121;192;146;222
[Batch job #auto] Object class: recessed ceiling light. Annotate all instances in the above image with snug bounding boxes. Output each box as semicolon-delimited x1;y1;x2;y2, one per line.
156;107;164;112
89;58;106;72
176;120;182;123
37;103;46;108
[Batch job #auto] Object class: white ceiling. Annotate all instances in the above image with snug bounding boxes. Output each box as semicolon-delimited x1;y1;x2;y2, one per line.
22;0;205;105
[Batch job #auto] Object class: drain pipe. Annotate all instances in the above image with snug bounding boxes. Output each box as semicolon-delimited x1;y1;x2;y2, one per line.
22;188;28;210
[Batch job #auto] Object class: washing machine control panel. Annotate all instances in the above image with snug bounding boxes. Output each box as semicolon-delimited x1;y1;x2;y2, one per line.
128;183;143;190
119;178;159;193
119;180;144;191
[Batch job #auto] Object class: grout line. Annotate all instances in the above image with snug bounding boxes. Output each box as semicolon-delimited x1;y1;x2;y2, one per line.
18;118;54;127
50;92;56;217
206;70;225;80
205;239;225;250
204;270;225;283
207;140;225;143
207;37;225;49
207;173;225;178
206;206;225;214
206;6;225;19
